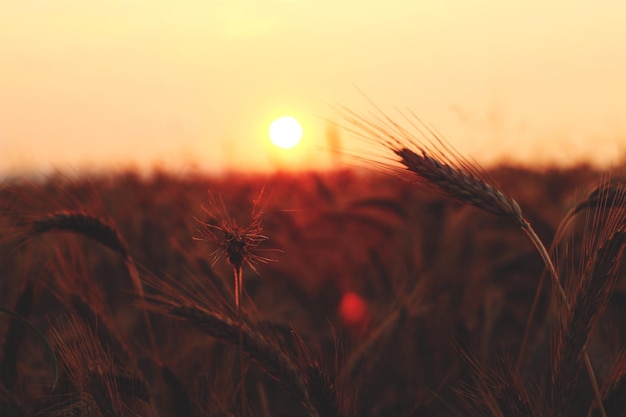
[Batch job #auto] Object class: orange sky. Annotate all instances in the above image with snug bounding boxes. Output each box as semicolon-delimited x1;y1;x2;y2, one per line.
1;0;625;176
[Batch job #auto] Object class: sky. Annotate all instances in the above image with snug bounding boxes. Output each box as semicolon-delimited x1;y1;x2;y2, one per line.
1;0;625;176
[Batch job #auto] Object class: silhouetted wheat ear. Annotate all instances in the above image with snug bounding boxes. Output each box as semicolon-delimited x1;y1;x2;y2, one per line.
553;178;626;251
546;178;626;417
551;179;626;417
31;210;151;303
160;304;322;417
520;178;626;374
50;318;127;417
574;178;626;216
69;295;134;366
553;224;626;414
395;148;524;222
30;211;129;256
339;106;524;225
458;351;541;417
29;210;157;351
292;330;346;417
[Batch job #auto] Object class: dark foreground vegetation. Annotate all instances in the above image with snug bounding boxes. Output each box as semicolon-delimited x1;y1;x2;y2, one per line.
1;163;626;417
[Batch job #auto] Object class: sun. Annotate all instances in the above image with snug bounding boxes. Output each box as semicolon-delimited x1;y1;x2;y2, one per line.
269;116;302;149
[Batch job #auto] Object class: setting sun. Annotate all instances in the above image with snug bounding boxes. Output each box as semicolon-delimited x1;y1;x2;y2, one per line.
269;116;303;149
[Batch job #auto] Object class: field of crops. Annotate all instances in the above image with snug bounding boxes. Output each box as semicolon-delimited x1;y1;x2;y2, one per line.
1;162;626;417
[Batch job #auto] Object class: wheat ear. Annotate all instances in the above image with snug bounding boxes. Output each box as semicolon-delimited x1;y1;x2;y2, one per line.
149;301;322;417
30;211;130;255
338;106;524;221
553;222;626;414
518;180;626;376
50;318;127;417
27;210;156;352
458;350;541;417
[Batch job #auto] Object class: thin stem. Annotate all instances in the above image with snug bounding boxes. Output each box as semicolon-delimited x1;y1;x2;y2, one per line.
234;264;242;309
517;206;579;371
234;265;247;417
520;220;567;304
519;220;607;417
516;270;546;371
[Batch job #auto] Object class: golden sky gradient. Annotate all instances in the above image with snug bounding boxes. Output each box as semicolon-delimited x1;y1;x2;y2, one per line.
1;0;625;175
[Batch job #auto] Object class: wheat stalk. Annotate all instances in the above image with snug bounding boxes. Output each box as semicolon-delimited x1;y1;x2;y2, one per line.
553;223;626;415
24;210;156;353
30;211;130;256
518;179;626;377
153;302;322;417
193;189;279;417
340;103;607;417
458;350;542;417
50;318;127;417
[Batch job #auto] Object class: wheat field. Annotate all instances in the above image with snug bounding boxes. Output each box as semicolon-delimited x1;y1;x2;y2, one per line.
2;132;626;416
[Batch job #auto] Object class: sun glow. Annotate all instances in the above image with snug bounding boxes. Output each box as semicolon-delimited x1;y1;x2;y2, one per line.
269;116;303;149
